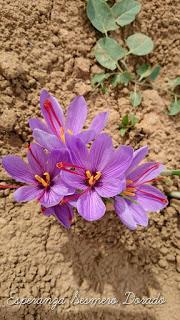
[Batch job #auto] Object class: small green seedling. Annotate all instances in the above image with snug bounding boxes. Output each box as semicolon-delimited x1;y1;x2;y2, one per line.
119;113;139;136
168;77;180;116
88;0;160;108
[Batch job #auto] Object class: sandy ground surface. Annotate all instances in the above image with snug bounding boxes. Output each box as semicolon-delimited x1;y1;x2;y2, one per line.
0;0;180;319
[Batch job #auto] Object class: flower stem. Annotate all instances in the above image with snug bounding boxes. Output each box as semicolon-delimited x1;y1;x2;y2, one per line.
169;191;180;199
161;170;180;177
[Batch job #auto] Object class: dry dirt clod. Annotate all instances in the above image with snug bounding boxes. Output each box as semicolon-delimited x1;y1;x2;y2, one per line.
0;0;179;319
166;254;176;262
74;82;91;95
176;256;180;273
74;57;91;79
0;52;25;80
158;259;168;269
0;109;16;131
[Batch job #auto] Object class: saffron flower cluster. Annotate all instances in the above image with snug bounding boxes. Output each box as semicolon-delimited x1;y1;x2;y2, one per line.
1;90;168;230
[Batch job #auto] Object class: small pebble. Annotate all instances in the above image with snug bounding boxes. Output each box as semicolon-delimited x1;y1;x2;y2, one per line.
158;259;168;269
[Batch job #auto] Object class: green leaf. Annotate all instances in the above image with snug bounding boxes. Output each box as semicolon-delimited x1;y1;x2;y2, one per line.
91;73;111;86
129;113;138;126
137;63;150;76
169;99;180;116
130;91;142;107
101;84;109;94
87;0;117;33
149;65;161;80
137;63;151;80
122;114;129;126
94;37;127;70
120;127;127;136
169;77;180;90
111;72;133;87
137;64;160;81
119;113;138;135
126;33;154;56
111;0;141;27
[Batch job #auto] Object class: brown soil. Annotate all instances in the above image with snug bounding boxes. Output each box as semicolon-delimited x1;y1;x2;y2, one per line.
0;0;180;319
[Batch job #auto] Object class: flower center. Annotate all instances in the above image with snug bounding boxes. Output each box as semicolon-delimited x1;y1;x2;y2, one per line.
35;172;50;188
56;162;102;187
122;180;136;197
85;170;102;186
122;177;167;204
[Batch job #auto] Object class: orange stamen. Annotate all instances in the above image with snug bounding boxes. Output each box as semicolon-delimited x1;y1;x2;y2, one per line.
127;179;133;185
123;191;136;197
67;129;73;135
60;127;65;143
85;170;102;186
35;172;51;188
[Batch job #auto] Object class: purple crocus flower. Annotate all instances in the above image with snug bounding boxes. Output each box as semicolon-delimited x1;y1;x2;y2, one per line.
114;146;168;230
2;144;74;208
56;133;133;221
42;200;74;229
29;89;108;151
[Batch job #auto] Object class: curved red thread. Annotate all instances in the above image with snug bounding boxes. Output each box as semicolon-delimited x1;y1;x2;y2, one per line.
57;161;85;178
132;163;161;184
44;99;63;134
60;167;85;177
28;144;43;170
61;188;90;205
137;189;168;204
56;161;85;170
135;176;164;187
0;184;19;189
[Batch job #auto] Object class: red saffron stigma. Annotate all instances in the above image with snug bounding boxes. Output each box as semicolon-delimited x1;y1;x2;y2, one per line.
56;162;85;170
28;144;43;170
136;176;165;187
60;194;80;205
61;188;89;205
41;207;45;214
44;100;52;109
0;184;19;189
44;99;63;135
137;189;168;204
133;163;160;184
56;162;85;177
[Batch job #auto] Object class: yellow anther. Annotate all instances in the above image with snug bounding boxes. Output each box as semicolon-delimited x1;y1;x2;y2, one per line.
43;172;51;185
35;175;48;188
67;129;73;135
88;176;94;186
60;127;65;144
126;187;136;192
127;179;133;185
85;170;92;179
123;191;136;197
85;170;102;186
94;171;102;181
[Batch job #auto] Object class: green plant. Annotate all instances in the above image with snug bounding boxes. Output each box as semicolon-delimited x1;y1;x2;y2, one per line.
168;77;180;116
118;113;139;136
87;0;160;107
